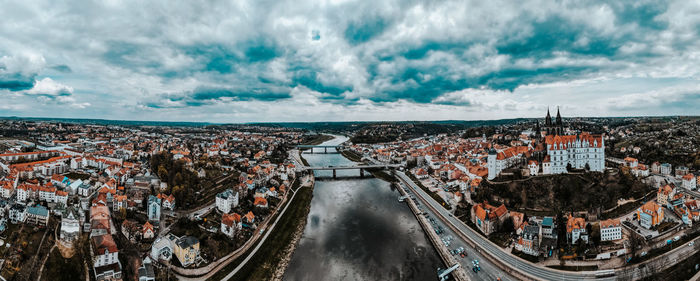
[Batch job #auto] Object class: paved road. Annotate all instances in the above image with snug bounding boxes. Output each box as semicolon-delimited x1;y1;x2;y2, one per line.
221;176;310;280
396;171;612;281
400;181;512;281
398;171;700;281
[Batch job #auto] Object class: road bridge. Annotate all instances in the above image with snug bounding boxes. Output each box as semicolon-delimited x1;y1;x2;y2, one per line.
303;164;403;178
296;145;341;154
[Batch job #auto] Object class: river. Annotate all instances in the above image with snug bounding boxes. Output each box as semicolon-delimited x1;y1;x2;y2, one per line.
284;136;442;281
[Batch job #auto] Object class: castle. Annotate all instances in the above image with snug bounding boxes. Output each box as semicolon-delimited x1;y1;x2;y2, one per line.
487;109;605;180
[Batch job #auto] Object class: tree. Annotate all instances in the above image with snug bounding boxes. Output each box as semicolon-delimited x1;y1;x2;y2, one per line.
501;217;515;234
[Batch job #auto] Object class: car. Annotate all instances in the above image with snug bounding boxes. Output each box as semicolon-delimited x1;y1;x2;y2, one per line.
689;242;695;246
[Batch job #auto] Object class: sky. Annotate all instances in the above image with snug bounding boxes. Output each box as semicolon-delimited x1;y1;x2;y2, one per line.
1;0;699;123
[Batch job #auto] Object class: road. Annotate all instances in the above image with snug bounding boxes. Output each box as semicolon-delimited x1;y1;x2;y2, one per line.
396;171;612;281
397;170;700;281
220;176;311;280
400;181;512;281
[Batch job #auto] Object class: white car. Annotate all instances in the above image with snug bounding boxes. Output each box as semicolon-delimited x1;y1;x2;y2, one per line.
689;241;695;247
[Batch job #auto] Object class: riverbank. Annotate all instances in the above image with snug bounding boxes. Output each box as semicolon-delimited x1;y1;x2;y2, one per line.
206;177;313;281
340;149;397;182
270;156;315;281
301;134;335;146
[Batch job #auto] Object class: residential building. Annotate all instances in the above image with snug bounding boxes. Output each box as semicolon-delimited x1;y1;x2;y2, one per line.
147;195;161;222
138;257;156;281
91;234;122;281
173;236;200;267
471;201;509;236
657;184;676;207
682;174;696;190
566;215;588;244
221;213;241;238
26;204;49;226
541;216;556;239
9;204;26;224
599;218;622;241
516;224;541;256
215;189;239;213
61;207;81;242
637;201;664;229
660;163;672;175
142;222;155;240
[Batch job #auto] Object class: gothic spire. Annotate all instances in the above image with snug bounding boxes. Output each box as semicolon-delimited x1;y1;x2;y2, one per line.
555;106;562;126
545;107;552;126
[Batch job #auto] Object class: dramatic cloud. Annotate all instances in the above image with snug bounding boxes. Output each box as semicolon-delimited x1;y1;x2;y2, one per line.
0;0;699;122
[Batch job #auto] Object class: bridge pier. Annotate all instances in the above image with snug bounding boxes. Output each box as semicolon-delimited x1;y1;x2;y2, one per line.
309;148;313;154
360;168;364;178
332;169;336;178
324;147;327;153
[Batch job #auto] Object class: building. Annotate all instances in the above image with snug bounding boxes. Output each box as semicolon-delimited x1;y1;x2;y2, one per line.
541;108;564;136
624;157;638;168
471;201;509;236
147;195;161;222
9;204;26;224
138;257;156;281
215;189;239;213
528;160;539;176
682;174;696;190
599;218;622;241
541;216;556;239
660;163;672;175
91;234;122;281
657;184;676;207
566;215;588;244
221;213;241;238
61;207;81;243
543;132;604;174
676;166;690;177
637;201;664;229
143;222;155;240
173;236;200;267
518;224;542;256
26;204;49;226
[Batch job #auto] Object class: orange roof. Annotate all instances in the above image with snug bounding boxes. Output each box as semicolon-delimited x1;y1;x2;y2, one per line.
640;201;661;215
566;215;586;233
92;234;118;255
55;190;68;197
682;174;695;180
244;211;255;222
658;184;674;196
143;221;154;233
254;197;268;206
600;218;620;229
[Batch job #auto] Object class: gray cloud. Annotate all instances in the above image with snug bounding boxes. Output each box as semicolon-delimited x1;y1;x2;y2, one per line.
0;0;699;121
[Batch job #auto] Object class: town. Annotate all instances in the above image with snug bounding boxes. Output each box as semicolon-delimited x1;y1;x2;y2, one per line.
0;114;698;281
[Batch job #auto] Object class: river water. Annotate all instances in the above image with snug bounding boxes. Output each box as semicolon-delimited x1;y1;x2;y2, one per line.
284;136;442;281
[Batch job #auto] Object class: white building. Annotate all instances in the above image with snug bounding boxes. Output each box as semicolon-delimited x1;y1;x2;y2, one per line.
147;195;161;222
599;219;622;241
528;160;539;176
91;234;122;280
543;133;604;174
660;163;672;175
216;189;239;213
682;174;697;190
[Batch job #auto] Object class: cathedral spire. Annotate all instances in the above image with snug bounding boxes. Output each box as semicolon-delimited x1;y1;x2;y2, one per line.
555;106;562;126
545;107;552;126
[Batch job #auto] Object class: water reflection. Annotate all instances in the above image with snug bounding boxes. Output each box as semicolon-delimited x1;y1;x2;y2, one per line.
284;136;441;281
